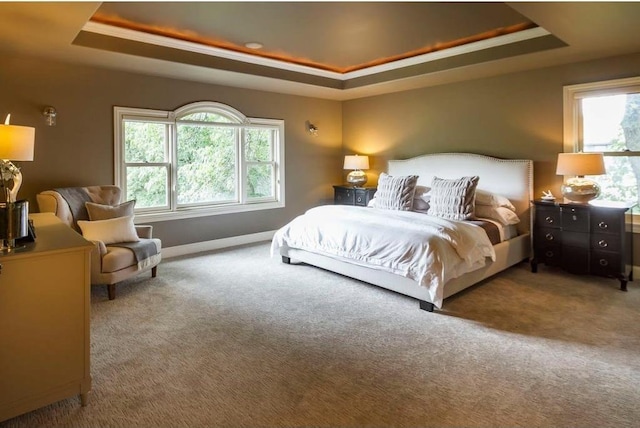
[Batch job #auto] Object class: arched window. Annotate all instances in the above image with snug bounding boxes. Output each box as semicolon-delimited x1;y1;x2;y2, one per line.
114;101;285;221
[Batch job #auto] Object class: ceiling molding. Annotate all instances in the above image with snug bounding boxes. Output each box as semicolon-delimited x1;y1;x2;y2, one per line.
81;21;552;83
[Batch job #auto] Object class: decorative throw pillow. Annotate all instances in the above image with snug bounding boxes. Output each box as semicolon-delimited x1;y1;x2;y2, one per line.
475;205;520;225
374;172;419;211
86;200;136;221
77;215;140;244
427;176;479;220
475;190;516;212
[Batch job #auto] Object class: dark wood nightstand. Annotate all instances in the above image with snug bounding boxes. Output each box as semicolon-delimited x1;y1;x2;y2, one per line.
531;200;634;290
333;185;377;207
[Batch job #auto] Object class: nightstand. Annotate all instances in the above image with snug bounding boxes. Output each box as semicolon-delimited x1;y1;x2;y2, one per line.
333;185;377;207
531;200;634;290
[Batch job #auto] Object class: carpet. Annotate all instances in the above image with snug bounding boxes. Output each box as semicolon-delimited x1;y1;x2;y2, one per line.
3;242;640;427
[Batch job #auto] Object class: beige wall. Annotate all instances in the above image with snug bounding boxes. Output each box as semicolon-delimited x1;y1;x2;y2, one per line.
1;55;343;247
343;51;640;198
3;51;640;253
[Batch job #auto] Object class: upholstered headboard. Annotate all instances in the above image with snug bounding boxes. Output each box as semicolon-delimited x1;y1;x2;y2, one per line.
388;153;533;235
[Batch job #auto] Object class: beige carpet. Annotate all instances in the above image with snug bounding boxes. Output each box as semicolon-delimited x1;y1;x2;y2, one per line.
3;242;640;428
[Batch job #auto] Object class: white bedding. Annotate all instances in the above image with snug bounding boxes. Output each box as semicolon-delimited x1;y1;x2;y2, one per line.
271;205;496;307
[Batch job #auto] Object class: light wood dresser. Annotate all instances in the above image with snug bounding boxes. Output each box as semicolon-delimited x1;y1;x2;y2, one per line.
0;213;94;422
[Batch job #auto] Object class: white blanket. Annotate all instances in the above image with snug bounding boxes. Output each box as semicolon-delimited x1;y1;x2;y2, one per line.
271;205;496;308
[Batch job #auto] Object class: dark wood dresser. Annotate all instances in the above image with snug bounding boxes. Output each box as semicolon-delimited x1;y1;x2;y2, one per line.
531;200;633;290
333;185;377;207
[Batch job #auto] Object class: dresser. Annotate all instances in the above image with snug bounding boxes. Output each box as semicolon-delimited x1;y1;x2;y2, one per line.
333;185;377;206
531;200;633;290
0;213;94;422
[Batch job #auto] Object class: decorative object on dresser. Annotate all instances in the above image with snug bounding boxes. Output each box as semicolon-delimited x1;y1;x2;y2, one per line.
531;200;633;290
343;154;370;187
333;185;377;206
556;152;606;203
37;185;162;300
0;114;35;251
0;213;94;422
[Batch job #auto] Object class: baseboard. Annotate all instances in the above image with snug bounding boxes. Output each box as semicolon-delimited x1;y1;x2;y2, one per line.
162;230;276;259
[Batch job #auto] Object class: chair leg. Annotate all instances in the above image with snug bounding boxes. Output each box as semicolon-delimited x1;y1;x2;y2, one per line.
107;284;116;300
151;266;157;278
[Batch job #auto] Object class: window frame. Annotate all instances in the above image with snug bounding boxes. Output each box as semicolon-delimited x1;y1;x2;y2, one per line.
114;102;285;223
563;76;640;213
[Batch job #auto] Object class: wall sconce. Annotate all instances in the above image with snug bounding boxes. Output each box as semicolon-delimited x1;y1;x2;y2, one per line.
43;106;57;126
306;121;318;137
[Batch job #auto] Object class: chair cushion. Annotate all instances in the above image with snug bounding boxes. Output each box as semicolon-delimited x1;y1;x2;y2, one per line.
86;200;136;221
102;238;161;273
77;215;140;244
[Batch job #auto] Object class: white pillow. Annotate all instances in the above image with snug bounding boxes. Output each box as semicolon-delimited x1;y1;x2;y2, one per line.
427;176;479;221
374;172;419;211
475;190;516;212
77;215;140;244
475;205;520;225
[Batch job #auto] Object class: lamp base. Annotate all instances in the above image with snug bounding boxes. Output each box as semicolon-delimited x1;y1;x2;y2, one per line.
347;170;367;187
561;177;600;203
0;200;29;251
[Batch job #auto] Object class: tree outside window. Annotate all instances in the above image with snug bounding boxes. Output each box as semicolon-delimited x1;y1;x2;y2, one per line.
114;102;285;222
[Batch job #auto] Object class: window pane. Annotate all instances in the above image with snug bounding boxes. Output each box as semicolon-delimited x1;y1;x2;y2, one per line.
582;93;640;152
124;121;166;163
177;124;237;204
179;112;233;123
126;166;168;208
245;128;273;162
247;164;274;199
590;156;639;205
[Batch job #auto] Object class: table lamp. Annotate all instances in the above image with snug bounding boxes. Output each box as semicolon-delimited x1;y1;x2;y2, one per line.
344;154;369;187
0;114;35;250
556;152;605;203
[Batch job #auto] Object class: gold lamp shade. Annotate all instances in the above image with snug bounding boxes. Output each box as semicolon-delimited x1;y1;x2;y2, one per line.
556;152;605;203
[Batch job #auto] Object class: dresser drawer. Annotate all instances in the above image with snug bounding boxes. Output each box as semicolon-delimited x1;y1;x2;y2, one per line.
562;231;589;247
590;234;621;252
561;206;589;232
590;250;623;277
562;247;589;274
536;228;562;246
535;206;560;229
590;209;622;235
334;187;355;205
538;245;562;266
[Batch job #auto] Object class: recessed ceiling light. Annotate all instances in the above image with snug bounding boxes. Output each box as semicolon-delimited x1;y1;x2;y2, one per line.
245;42;263;50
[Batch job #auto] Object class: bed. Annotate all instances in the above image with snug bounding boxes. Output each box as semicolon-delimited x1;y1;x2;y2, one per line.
271;153;533;311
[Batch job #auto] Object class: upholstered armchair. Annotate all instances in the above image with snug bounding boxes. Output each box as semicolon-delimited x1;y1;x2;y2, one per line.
37;185;161;300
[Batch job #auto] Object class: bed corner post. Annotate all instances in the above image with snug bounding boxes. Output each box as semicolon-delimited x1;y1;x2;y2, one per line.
419;300;435;312
281;256;291;264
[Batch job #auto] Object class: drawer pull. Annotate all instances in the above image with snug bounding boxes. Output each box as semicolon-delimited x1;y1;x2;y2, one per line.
572;215;577;221
545;233;554;241
356;196;363;202
598;240;608;248
599;259;609;267
545;250;554;258
545;216;554;224
598;221;608;230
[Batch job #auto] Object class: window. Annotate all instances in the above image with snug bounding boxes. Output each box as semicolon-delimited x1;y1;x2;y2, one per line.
564;76;640;207
114;102;285;222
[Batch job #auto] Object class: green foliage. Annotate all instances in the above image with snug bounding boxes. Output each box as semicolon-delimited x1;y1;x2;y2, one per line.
124;119;276;208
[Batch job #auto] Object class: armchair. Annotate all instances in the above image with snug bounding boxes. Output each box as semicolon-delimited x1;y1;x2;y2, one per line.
37;185;161;300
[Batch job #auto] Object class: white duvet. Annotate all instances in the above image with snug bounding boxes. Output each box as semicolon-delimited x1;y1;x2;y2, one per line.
271;205;496;307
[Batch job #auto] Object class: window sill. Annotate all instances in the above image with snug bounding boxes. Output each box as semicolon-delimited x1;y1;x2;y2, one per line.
133;200;285;223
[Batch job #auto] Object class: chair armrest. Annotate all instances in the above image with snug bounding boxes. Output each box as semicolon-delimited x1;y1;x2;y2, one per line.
87;239;107;278
135;225;153;239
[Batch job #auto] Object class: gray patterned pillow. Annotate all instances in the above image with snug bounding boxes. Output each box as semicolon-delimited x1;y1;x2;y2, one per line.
427;176;479;220
374;173;419;211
